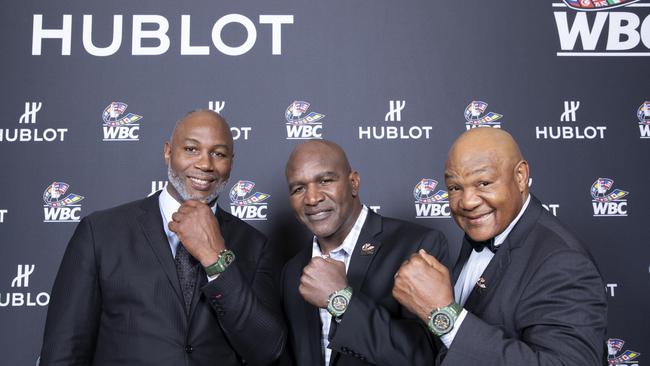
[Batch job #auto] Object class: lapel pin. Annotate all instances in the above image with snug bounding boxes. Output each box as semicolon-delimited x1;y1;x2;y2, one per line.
476;277;487;289
360;243;375;256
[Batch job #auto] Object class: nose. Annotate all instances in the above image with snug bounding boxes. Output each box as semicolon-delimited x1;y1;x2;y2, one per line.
304;184;324;206
458;188;481;211
194;151;214;172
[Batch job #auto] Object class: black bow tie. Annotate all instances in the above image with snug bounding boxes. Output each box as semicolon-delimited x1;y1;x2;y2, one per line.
468;237;498;253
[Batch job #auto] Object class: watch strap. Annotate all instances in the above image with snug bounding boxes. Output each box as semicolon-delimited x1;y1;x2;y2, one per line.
203;249;236;277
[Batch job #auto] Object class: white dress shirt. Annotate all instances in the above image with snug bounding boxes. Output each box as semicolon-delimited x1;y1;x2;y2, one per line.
158;188;218;280
311;205;368;366
440;195;531;348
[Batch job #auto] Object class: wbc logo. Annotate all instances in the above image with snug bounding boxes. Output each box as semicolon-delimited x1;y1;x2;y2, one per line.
42;182;84;222
607;338;641;365
229;180;270;220
637;101;650;138
464;101;502;129
590;178;629;217
285;101;325;139
413;179;451;218
102;102;143;142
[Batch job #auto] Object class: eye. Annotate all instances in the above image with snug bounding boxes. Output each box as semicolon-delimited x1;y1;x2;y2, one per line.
319;178;333;185
290;186;304;195
184;146;198;153
478;181;491;187
210;151;227;158
446;185;459;192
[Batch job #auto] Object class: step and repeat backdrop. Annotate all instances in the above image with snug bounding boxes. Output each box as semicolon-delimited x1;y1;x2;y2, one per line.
1;0;649;364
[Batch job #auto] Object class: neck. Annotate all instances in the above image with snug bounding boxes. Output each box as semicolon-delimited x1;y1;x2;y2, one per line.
317;202;363;254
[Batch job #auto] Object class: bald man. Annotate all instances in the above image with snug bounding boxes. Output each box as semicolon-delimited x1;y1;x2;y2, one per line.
41;110;286;366
281;140;448;365
393;128;607;365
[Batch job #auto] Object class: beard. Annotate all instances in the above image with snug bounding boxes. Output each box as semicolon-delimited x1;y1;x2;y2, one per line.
167;165;227;204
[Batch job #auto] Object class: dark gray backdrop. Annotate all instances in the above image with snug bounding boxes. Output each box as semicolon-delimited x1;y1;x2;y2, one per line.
1;1;648;364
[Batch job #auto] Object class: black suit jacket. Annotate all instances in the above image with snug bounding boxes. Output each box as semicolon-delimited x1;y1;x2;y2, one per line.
281;210;448;366
40;192;286;366
439;195;607;365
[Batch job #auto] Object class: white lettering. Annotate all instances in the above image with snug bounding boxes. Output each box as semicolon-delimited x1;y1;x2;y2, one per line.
607;12;640;50
554;12;608;51
180;15;209;55
83;15;123;56
212;14;256;56
259;15;294;55
132;15;170;55
32;14;72;55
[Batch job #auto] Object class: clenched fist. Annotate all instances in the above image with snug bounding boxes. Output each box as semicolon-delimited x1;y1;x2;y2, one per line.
299;257;348;308
168;200;225;266
392;249;454;322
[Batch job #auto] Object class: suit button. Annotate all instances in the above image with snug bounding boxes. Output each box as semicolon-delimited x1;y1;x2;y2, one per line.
185;345;194;353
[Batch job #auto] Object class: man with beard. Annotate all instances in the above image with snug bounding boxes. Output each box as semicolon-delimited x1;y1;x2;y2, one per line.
280;140;448;365
40;110;286;366
392;128;607;365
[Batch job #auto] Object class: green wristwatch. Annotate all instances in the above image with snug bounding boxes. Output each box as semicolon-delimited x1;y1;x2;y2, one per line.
427;301;461;336
327;286;353;318
204;249;236;276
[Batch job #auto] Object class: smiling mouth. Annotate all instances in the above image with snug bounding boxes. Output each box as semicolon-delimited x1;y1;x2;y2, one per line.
305;209;333;221
188;176;216;190
464;211;493;224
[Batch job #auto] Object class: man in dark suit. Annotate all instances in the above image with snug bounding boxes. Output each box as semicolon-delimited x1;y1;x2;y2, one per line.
281;140;448;365
393;128;607;365
40;110;286;365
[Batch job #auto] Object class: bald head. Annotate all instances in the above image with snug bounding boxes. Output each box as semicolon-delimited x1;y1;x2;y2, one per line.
286;140;351;176
171;109;233;152
445;128;529;241
447;128;523;172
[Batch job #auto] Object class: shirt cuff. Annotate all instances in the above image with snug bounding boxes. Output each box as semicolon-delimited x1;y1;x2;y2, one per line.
439;308;467;349
207;273;220;282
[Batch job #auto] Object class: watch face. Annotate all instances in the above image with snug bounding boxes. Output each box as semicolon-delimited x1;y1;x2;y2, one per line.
222;252;235;265
331;294;349;312
433;313;452;332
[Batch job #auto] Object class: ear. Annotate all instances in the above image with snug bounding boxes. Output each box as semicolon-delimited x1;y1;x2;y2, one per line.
163;141;171;165
349;171;361;197
514;160;529;193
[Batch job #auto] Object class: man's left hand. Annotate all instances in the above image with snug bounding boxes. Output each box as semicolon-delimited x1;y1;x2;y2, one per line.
299;257;348;308
168;200;225;267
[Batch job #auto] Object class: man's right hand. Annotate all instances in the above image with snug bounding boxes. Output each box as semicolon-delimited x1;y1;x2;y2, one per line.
392;249;454;322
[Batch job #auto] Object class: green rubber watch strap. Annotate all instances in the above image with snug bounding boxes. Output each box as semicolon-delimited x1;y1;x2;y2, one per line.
204;249;236;277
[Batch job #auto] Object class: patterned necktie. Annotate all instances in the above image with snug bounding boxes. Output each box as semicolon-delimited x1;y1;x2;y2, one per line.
175;242;199;313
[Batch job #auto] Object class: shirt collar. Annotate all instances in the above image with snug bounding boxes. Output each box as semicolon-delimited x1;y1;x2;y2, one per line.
312;205;369;257
493;194;531;247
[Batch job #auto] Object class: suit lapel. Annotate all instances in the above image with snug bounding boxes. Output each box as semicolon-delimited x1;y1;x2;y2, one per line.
462;195;543;314
136;192;184;306
293;247;324;366
346;211;383;292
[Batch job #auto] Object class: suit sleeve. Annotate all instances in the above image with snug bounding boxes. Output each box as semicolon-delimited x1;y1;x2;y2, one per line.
40;217;102;366
202;238;287;366
444;249;607;366
327;230;449;365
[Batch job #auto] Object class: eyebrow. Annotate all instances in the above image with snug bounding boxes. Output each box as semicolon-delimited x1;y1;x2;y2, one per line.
288;171;339;187
444;167;492;180
183;138;230;150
